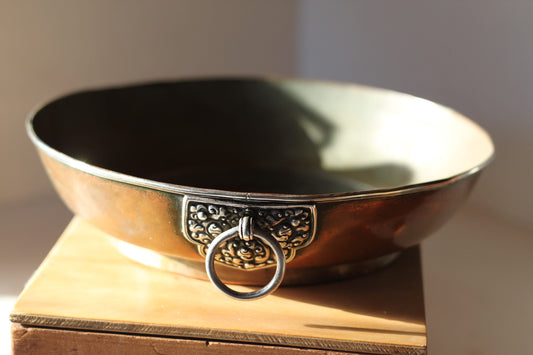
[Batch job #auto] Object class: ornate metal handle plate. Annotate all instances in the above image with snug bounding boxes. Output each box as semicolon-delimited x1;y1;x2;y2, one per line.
183;197;316;270
182;196;317;299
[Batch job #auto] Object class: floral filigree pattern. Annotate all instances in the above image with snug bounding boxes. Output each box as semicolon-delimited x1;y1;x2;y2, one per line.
183;198;316;270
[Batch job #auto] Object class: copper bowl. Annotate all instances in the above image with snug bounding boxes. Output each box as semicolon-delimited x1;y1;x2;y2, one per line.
28;78;493;299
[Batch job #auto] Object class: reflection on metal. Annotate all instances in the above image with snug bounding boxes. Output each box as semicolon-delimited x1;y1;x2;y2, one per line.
205;218;286;300
183;196;316;270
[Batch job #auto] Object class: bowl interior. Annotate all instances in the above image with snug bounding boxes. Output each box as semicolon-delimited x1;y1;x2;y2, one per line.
31;79;494;195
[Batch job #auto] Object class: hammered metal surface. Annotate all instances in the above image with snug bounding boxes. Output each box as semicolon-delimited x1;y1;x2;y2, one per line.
183;197;316;270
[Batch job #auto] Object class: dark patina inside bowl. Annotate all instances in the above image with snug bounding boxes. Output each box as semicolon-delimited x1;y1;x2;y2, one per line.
28;78;494;292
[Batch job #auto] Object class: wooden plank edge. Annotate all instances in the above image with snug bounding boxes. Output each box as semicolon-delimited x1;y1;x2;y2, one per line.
11;323;362;355
10;313;426;355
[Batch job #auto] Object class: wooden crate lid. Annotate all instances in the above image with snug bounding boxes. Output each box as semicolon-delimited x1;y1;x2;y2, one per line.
10;218;426;354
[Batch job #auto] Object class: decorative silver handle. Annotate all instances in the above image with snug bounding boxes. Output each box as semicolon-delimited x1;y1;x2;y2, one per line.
205;216;286;300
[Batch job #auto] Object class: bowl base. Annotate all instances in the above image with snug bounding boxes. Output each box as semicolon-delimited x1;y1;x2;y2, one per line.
110;237;401;286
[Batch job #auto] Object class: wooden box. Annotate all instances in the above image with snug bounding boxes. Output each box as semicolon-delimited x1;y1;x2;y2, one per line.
10;218;426;354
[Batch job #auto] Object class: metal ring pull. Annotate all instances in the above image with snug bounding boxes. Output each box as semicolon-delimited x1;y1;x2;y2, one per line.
205;217;286;300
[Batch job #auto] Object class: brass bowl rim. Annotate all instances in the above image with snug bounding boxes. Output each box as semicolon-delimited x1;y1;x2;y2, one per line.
26;76;495;203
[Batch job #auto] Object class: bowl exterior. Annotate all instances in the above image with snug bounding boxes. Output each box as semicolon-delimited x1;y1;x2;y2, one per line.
36;149;480;285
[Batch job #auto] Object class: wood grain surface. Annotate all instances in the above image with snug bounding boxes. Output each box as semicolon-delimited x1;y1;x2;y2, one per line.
10;218;426;354
11;323;359;355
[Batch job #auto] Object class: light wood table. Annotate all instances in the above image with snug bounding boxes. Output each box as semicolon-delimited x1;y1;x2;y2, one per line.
10;218;426;354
